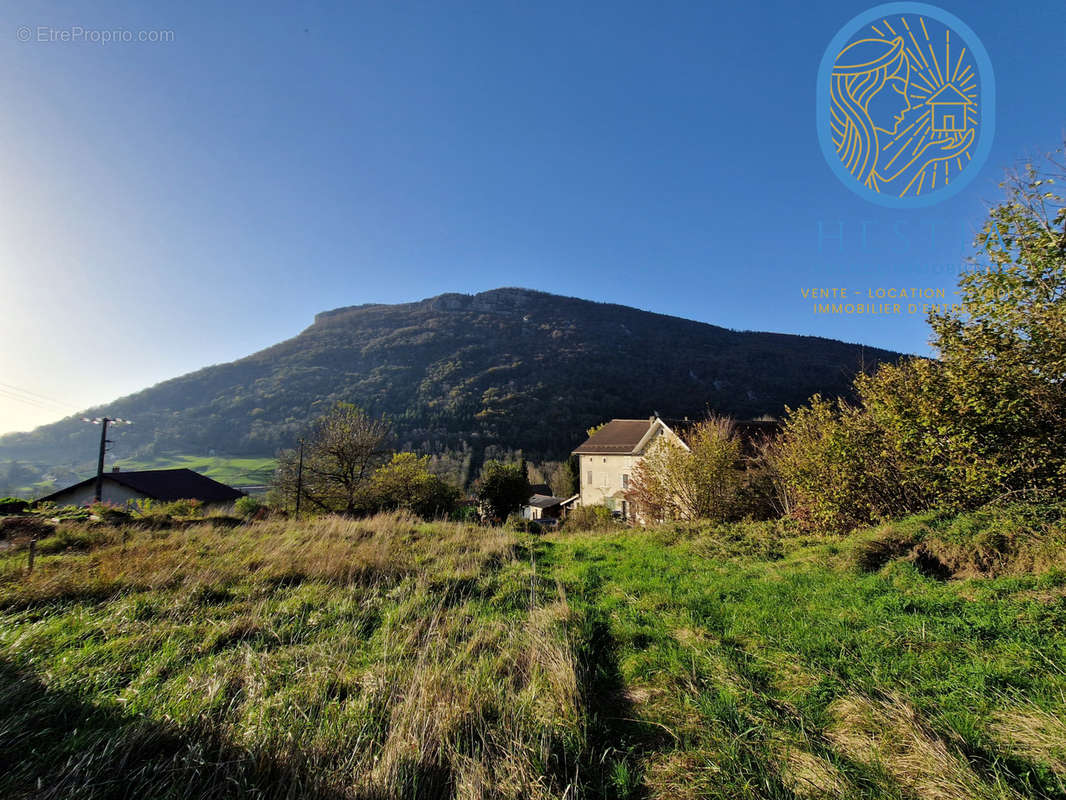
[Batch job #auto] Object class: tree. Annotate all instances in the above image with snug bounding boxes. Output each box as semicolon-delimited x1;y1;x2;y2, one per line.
926;146;1066;500
475;461;530;522
367;452;460;518
273;403;391;514
547;458;579;499
770;142;1066;530
627;417;742;522
769;395;893;531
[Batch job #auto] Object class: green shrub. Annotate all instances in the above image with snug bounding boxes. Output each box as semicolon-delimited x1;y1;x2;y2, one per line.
475;461;529;522
161;499;203;518
366;453;460;519
88;502;131;525
0;498;30;514
36;526;107;554
134;498;202;519
234;495;264;518
563;505;620;531
506;514;541;534
768;153;1066;532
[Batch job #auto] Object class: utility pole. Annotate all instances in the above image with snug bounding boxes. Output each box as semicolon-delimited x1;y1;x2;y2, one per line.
82;417;132;503
94;417;111;503
294;439;305;516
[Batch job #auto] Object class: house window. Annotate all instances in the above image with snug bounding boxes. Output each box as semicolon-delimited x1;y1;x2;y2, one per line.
622;474;629;489
587;470;592;485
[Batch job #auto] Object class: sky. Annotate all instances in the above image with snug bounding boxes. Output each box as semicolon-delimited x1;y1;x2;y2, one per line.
1;0;1064;434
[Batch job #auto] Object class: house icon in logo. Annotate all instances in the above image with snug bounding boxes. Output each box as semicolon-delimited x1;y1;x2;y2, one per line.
926;83;974;133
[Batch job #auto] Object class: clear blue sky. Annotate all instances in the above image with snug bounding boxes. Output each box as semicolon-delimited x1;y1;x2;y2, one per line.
1;1;1063;433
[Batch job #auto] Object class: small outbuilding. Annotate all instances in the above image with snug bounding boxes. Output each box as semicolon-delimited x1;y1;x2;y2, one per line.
37;468;245;508
521;493;579;521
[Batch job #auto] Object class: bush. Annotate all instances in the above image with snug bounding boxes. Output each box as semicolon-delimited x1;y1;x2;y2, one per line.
0;516;55;541
563;505;620;531
628;417;742;523
88;502;131;525
507;514;541;534
36;526;107;554
161;499;203;518
366;453;460;519
0;498;29;514
768;150;1066;532
234;495;264;518
134;498;202;519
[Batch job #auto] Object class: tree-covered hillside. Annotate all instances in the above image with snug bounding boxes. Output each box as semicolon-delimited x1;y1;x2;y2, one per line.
0;288;901;482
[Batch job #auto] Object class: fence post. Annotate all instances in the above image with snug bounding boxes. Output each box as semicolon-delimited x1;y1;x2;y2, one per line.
28;537;36;573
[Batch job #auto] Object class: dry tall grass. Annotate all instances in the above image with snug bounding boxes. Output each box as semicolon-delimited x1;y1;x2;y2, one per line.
0;513;584;799
826;693;1019;800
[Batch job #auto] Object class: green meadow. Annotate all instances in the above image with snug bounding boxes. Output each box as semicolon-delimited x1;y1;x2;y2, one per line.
2;506;1065;799
7;454;278;498
112;454;277;488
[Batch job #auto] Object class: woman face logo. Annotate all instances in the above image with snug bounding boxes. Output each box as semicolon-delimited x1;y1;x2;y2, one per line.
817;3;994;208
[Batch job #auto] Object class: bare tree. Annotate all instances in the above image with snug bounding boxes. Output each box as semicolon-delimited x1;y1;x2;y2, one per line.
627;416;742;522
274;403;392;514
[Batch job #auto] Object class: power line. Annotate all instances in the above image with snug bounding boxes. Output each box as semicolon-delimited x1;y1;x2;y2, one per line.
0;387;70;413
0;381;79;408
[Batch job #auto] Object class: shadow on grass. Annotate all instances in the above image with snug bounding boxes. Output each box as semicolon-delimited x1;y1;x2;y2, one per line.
0;659;448;800
572;608;666;800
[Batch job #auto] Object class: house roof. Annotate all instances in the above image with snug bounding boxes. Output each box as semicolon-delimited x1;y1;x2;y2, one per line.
572;419;655;454
527;493;563;509
927;83;973;105
573;417;780;457
38;468;245;505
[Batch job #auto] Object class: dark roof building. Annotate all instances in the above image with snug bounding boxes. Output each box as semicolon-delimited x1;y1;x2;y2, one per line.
38;468;245;507
528;494;564;510
521;492;579;520
572;418;667;455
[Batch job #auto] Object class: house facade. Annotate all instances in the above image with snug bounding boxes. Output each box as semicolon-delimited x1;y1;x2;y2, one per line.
571;416;689;521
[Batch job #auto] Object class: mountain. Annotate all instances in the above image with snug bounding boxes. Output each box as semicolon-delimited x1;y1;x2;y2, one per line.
0;288;903;483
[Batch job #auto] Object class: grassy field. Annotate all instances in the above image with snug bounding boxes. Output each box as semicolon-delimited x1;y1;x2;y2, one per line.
9;454;278;498
1;506;1065;798
111;454;277;488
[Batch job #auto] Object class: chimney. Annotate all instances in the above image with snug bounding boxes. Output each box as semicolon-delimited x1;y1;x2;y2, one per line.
111;466;120;473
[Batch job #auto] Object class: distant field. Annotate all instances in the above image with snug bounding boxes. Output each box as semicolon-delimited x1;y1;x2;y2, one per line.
10;454;278;498
116;454;277;488
1;506;1065;798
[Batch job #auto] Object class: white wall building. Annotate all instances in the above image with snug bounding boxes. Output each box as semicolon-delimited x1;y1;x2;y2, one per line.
571;416;688;521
